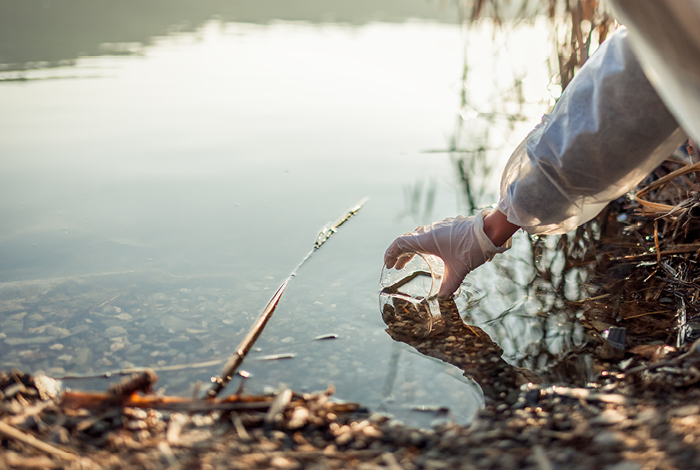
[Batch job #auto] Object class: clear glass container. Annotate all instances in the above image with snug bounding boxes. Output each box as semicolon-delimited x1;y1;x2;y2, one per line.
379;252;445;300
379;253;449;333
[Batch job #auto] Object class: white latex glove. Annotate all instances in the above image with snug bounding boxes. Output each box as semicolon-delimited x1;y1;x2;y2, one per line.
384;210;511;298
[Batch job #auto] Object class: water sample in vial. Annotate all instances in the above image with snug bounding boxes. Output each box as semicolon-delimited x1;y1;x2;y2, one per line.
379;253;445;300
379;253;449;330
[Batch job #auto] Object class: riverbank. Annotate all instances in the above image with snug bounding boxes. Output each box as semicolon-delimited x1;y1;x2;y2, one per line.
3;360;700;470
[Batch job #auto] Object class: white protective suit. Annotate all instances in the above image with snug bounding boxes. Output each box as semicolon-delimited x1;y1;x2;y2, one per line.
498;1;700;235
612;1;700;145
385;1;700;296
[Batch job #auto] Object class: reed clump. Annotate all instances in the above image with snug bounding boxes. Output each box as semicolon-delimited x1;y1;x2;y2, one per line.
589;146;700;348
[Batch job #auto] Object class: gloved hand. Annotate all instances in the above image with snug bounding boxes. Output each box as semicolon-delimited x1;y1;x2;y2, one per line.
384;209;511;298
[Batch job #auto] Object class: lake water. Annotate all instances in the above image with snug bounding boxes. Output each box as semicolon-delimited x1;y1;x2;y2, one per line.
0;1;576;427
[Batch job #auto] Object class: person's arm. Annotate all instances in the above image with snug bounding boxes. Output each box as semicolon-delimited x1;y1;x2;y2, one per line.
385;28;685;297
483;209;519;248
499;27;685;235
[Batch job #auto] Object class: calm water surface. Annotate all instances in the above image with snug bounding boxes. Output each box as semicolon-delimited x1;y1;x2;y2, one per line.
0;3;571;426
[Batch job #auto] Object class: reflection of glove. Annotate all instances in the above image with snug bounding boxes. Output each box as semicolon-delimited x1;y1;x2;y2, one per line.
384;210;511;298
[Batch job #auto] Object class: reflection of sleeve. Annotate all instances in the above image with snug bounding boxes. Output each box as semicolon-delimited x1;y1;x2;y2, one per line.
498;28;686;235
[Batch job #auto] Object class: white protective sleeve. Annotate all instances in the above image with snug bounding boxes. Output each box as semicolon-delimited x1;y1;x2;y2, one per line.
497;28;687;235
610;0;700;145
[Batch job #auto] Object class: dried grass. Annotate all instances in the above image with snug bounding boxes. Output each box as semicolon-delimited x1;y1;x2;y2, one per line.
584;144;700;348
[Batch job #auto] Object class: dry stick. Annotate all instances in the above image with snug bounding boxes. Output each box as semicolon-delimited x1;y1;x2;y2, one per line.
62;389;360;413
0;420;80;462
611;244;700;261
654;220;661;264
636;161;700;199
623;310;673;320
57;359;232;381
206;283;287;398
248;450;381;460
207;198;369;398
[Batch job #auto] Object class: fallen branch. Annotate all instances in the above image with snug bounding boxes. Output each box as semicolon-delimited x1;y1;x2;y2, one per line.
61;389;360;414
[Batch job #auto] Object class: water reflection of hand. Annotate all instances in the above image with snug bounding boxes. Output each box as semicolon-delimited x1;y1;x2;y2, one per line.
383;210;510;298
382;297;540;402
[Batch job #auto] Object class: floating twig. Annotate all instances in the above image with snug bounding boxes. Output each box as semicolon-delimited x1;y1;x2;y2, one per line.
93;290;126;310
254;353;295;361
207;283;288;398
313;334;338;341
207;198;368;398
57;358;226;380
